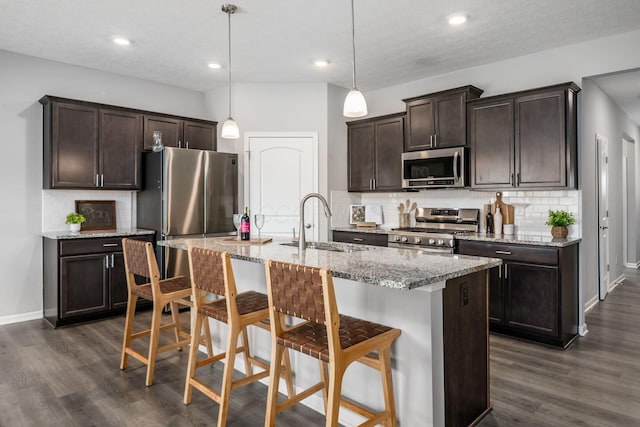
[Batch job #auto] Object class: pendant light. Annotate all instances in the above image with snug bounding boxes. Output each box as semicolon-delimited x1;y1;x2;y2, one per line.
221;4;239;139
343;0;367;118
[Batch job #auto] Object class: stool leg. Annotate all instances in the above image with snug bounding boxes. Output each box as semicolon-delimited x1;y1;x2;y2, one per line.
218;324;240;427
265;343;285;427
380;347;397;427
170;301;183;351
325;361;345;427
281;349;295;397
241;329;253;376
146;303;163;387
120;294;138;370
319;360;329;410
202;318;214;357
184;311;205;405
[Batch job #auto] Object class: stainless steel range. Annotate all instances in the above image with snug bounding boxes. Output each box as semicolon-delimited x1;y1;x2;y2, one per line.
388;208;479;253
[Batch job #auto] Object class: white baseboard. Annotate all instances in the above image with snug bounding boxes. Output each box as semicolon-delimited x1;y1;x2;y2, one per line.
609;275;625;292
584;295;599;313
624;261;640;269
0;310;41;326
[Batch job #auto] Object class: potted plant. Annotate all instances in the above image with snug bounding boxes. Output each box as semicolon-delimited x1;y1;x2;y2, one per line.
546;210;575;238
66;212;86;232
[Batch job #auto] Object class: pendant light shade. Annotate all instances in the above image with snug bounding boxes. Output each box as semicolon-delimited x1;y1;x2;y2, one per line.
343;0;367;118
222;4;239;139
221;117;240;139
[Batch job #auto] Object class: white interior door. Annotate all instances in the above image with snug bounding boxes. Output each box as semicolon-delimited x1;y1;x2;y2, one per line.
597;135;610;300
246;133;318;240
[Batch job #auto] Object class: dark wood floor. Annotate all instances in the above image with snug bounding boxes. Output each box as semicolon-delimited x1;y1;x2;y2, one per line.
2;270;640;426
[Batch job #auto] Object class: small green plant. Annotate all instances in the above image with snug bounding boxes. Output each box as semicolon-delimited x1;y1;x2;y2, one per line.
66;212;86;224
546;210;575;227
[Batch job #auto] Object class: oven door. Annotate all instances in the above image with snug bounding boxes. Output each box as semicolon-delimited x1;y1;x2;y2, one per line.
402;147;466;189
388;242;454;254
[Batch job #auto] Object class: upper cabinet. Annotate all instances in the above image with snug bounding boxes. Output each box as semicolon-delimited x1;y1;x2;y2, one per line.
143;116;217;151
42;97;142;190
348;113;405;192
403;85;483;151
468;82;579;190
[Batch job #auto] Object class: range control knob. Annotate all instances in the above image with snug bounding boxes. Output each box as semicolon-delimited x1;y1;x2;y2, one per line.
394;235;401;242
415;237;422;244
428;238;436;245
437;239;445;246
448;239;454;247
401;236;409;243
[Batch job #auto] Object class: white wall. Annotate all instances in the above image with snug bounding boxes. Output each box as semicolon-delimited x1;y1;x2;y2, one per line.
582;79;640;304
0;49;207;324
204;82;334;239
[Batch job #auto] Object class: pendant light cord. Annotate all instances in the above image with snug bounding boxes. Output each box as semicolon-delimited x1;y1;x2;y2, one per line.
350;0;357;90
227;8;232;117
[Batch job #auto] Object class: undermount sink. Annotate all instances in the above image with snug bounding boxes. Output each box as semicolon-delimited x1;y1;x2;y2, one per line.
280;241;368;253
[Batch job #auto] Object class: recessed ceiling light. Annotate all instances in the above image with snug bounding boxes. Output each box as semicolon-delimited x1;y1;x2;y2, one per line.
312;59;330;68
448;13;468;26
112;36;131;46
208;62;222;69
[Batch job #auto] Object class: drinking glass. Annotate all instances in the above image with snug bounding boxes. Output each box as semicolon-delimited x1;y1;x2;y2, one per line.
232;214;242;239
254;214;265;240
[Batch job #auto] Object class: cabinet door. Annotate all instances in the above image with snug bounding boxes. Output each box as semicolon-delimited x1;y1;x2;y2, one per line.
99;109;142;189
50;102;99;188
515;90;566;187
143;115;183;150
348;122;375;191
488;266;504;325
183;120;217;151
434;92;466;148
109;252;128;310
60;254;108;318
469;99;515;189
374;116;404;191
505;262;559;337
405;98;435;151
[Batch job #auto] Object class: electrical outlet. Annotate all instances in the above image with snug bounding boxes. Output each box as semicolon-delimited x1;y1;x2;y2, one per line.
461;284;469;307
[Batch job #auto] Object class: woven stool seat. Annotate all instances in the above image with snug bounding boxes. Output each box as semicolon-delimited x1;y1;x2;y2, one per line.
198;290;269;323
131;276;191;301
279;314;393;363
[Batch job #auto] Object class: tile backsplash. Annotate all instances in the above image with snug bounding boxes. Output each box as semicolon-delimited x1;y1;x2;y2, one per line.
42;190;136;232
331;189;581;237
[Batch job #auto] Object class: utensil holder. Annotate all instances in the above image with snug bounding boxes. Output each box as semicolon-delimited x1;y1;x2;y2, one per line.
399;213;410;228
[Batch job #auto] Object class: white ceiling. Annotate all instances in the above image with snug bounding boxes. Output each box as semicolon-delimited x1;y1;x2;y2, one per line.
1;0;640;95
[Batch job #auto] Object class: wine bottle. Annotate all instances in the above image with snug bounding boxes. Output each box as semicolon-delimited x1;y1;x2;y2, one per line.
486;208;494;234
494;206;503;235
240;207;250;240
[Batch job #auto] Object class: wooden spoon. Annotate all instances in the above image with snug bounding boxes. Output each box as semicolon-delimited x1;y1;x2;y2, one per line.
410;202;417;212
397;204;404;213
405;199;411;212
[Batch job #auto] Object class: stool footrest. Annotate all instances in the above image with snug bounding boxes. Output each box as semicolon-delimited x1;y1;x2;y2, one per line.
277;381;325;413
124;348;149;365
231;370;269;389
157;339;190;354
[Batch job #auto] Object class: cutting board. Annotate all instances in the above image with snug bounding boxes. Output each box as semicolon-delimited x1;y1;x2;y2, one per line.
220;237;273;245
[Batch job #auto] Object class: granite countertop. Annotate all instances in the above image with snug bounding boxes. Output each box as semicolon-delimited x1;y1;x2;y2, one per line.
332;226;392;235
42;228;155;240
159;236;501;291
456;233;581;247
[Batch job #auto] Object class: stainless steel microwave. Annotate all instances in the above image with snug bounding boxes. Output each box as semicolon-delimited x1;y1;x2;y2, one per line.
401;147;468;189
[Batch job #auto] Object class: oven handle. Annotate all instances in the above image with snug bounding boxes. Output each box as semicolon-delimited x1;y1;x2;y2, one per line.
388;242;453;254
453;151;459;182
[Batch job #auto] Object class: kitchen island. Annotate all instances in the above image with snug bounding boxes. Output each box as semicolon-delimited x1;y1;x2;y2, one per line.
160;237;501;427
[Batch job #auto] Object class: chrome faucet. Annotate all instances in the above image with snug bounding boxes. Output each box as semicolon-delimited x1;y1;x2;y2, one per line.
298;193;332;252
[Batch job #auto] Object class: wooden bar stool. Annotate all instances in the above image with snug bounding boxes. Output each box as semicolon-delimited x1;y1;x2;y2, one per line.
184;247;294;427
120;238;212;387
264;260;401;427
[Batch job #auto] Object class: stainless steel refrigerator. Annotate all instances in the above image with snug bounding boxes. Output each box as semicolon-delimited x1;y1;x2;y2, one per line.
137;147;238;278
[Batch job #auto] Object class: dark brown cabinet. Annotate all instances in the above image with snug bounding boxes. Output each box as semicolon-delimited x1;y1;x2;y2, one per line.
332;230;388;247
41;97;142;190
347;113;404;192
403;86;483;151
457;239;578;347
468;82;579;190
43;234;154;327
143;116;217;151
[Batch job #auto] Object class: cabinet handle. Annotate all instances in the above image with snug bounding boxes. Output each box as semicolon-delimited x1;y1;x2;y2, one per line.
177;140;182;148
495;250;512;255
372;178;376;189
102;243;119;247
498;265;502;279
517;172;521;186
95;174;100;188
429;135;433;148
505;265;508;279
100;174;104;187
352;237;364;242
104;255;109;269
434;134;437;147
111;254;115;268
185;141;189;149
510;173;514;185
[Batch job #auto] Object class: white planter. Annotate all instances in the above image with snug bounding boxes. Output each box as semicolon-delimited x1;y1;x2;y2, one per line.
69;223;81;232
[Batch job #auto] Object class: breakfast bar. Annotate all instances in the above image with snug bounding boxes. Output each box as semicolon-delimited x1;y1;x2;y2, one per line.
160;237;501;426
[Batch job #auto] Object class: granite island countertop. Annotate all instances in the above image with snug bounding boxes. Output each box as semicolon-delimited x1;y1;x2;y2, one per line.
42;228;155;240
456;233;581;247
159;236;501;291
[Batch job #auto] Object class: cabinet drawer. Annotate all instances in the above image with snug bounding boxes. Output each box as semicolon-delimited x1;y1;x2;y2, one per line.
457;240;557;265
59;235;153;256
332;231;388;247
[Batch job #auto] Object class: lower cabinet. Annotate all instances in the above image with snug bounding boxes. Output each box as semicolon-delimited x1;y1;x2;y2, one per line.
44;234;153;327
457;240;578;347
332;230;388;247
